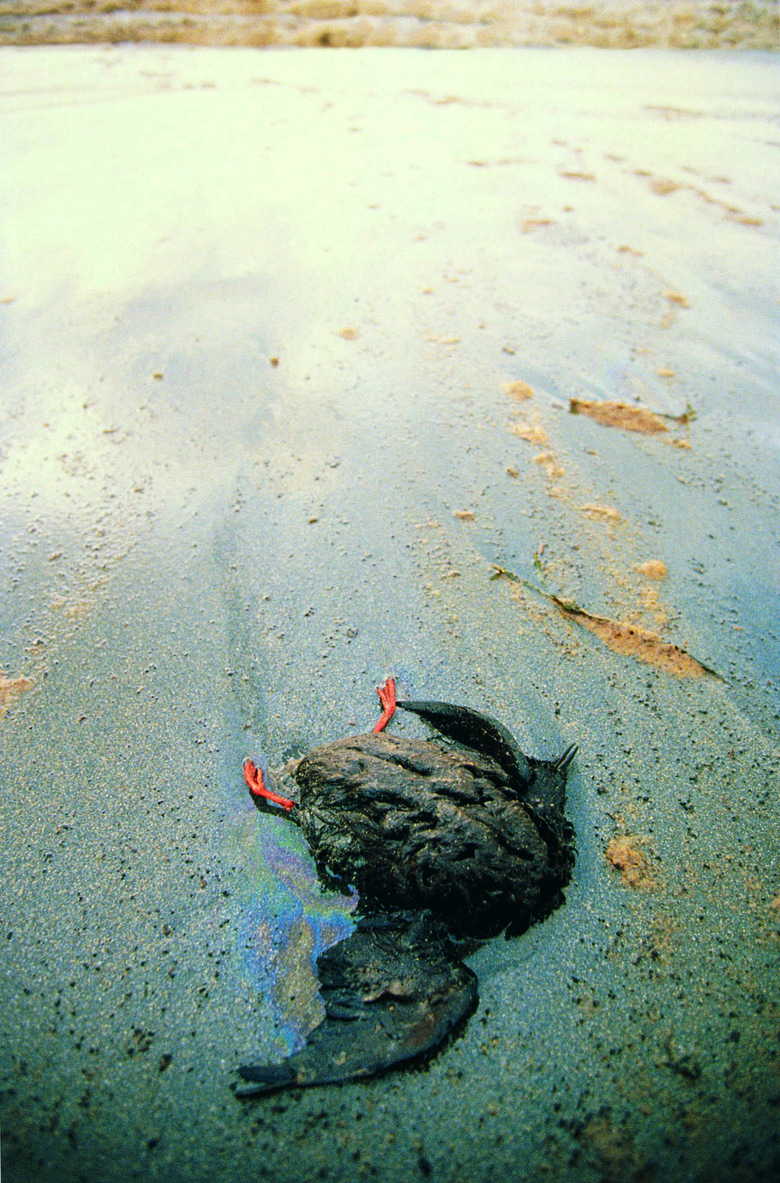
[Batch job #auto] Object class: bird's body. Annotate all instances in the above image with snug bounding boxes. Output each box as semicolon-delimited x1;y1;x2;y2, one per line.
236;682;576;1096
288;714;574;939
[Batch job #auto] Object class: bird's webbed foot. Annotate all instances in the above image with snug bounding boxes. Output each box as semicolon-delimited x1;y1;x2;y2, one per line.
372;677;397;733
243;759;295;813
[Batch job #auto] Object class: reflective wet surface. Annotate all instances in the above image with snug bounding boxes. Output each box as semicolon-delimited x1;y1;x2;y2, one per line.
1;46;778;1182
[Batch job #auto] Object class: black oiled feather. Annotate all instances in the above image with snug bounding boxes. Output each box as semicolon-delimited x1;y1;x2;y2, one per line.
236;912;477;1097
555;743;579;772
397;698;533;795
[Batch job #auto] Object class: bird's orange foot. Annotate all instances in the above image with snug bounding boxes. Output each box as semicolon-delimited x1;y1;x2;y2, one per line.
243;758;295;812
372;677;397;733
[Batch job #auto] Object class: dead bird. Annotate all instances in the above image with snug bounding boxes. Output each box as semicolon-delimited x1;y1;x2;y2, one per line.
236;678;576;1096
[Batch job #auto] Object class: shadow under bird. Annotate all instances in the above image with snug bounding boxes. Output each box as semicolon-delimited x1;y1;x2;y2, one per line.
237;678;576;1096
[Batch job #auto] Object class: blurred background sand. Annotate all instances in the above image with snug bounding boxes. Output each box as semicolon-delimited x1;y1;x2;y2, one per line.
1;0;777;48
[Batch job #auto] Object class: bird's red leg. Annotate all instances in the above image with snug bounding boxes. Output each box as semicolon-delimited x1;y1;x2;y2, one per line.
243;759;295;812
373;677;397;733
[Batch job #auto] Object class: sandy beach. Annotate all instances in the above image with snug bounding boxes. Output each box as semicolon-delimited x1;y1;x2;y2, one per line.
1;42;778;1183
1;0;778;48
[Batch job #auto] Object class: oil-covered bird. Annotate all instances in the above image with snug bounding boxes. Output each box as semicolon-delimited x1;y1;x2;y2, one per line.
236;678;576;1096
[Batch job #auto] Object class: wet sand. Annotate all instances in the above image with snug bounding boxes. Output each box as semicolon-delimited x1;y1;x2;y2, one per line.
1;45;779;1183
1;0;778;48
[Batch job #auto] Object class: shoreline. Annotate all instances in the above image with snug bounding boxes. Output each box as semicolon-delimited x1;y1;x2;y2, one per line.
1;1;778;50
